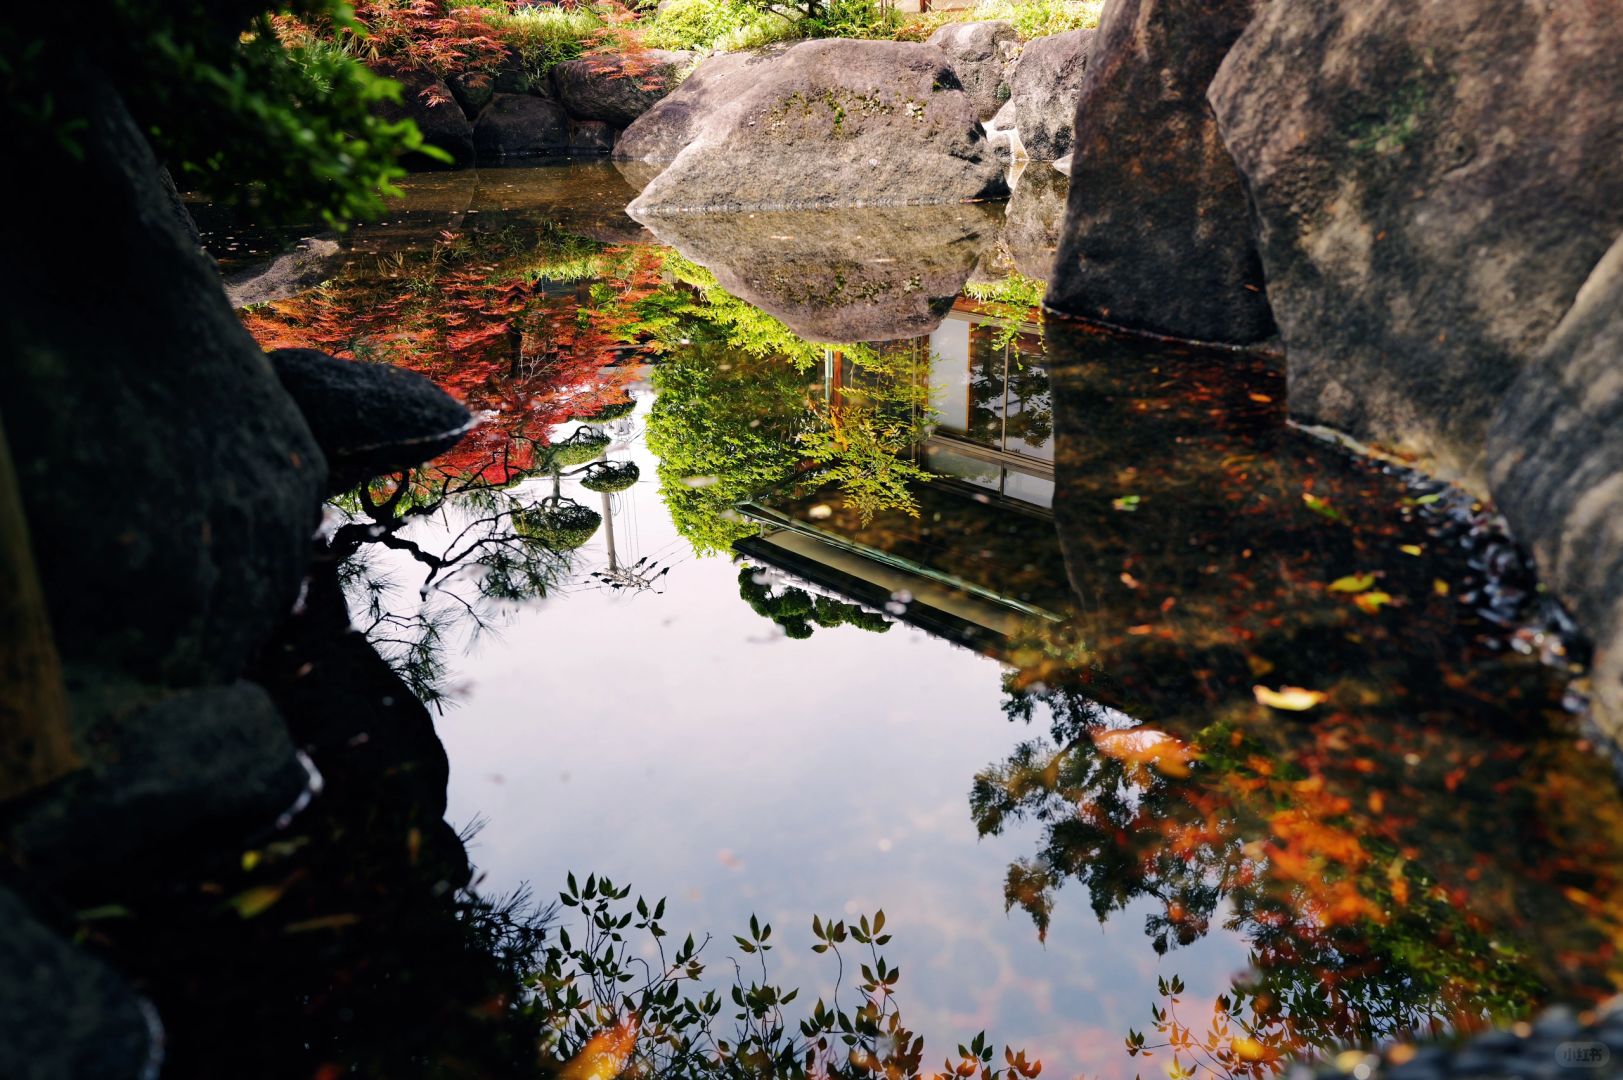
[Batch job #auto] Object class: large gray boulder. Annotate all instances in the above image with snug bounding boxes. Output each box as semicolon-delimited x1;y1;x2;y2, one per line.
614;47;795;165
1;74;327;686
472;93;571;158
634;203;1002;341
0;887;159;1080
1488;235;1623;739
1210;0;1623;487
927;20;1019;122
1007;28;1092;161
223;236;344;309
550;49;695;128
627;39;1007;213
1047;0;1272;345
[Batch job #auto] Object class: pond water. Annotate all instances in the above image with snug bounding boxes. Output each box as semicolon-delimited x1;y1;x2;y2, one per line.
210;159;1623;1078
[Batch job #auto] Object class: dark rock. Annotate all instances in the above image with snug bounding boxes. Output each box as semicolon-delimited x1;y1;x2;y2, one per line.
5;676;313;885
1209;0;1623;483
927;20;1019;122
1048;0;1273;345
446;69;495;117
1007;28;1093;161
633;202;1001;341
1003;167;1068;283
472;92;571;158
0;887;159;1080
266;349;474;494
222;236;344;309
569;118;618;154
614;45;795;165
0;72;326;686
627;39;1007;213
257;562;453;824
1488;234;1623;739
550;49;695;128
376;68;475;166
492;48;546;95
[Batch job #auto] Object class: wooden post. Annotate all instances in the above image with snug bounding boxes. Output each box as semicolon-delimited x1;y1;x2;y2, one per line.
0;412;81;803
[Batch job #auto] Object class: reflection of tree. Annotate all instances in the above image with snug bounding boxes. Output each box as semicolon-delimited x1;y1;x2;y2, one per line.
645;261;936;550
737;565;891;640
968;327;1623;1068
242;223;655;485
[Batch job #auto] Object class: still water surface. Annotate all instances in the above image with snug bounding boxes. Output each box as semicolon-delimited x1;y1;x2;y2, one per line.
224;158;1623;1078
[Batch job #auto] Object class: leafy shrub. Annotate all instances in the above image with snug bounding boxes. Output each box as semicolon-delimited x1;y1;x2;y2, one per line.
544;428;613;469
539;873;1042;1079
577;396;638;422
486;4;609;82
579;460;641;493
515;498;603;550
969;0;1102;39
639;0;798;51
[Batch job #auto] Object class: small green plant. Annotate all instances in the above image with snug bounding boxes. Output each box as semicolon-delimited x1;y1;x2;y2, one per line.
737;565;892;638
536;873;1042;1078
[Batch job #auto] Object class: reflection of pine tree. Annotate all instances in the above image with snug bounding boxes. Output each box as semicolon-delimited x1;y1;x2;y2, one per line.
735;566;891;640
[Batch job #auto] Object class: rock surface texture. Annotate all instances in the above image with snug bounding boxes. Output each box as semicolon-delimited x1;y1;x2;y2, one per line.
627;39;1006;213
1;76;327;686
0;888;159;1080
1488;236;1623;737
927;20;1019;122
635;203;1002;340
1210;0;1623;485
550;50;695;128
377;68;475;166
472;93;571;158
1007;28;1092;161
266;349;474;495
614;47;794;165
1047;0;1272;345
1003;168;1069;283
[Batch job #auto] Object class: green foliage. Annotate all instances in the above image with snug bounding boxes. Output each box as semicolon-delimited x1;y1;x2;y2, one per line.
485;3;608;84
544;427;613;469
648;341;813;555
515;498;603;551
538;873;1040;1079
737;566;891;639
579;460;641;493
4;1;437;228
639;0;800;52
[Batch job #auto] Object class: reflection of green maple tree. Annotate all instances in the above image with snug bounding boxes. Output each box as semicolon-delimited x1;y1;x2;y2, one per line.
644;256;935;551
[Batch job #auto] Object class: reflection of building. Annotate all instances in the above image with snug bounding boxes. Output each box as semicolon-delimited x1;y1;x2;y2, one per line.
735;302;1065;654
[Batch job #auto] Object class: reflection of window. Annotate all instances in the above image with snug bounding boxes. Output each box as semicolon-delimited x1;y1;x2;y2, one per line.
922;444;1055;510
927;315;1052;462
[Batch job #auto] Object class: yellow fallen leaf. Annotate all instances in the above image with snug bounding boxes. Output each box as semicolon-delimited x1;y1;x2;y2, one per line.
227;884;287;919
1354;591;1393;614
1400;544;1424;556
1328;573;1375;593
1433;579;1450;596
1253;685;1328;711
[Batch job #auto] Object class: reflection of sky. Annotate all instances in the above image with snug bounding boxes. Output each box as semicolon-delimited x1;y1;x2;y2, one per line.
374;392;1253;1079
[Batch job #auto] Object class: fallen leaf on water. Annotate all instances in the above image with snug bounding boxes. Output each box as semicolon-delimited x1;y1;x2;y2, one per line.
1328;573;1375;593
1247;392;1273;404
1302;492;1343;521
1354;591;1393;614
227;884;288;919
1253;685;1328;711
1399;544;1424;556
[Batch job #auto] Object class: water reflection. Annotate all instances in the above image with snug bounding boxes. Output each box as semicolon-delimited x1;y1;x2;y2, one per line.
223;161;1623;1079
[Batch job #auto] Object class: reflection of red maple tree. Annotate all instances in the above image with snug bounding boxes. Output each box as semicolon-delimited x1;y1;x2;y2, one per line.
244;239;665;484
